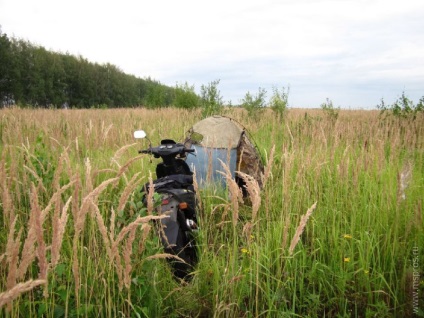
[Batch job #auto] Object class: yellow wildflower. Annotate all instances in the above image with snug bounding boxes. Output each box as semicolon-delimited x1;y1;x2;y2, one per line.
241;248;250;255
344;257;351;263
343;234;352;239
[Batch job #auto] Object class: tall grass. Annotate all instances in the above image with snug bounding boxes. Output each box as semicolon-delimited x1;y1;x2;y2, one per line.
0;107;423;317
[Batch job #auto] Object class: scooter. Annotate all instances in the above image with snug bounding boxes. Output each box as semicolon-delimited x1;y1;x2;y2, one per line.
134;130;198;280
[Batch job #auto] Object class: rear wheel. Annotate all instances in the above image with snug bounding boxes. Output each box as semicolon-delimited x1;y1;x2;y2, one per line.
165;228;197;280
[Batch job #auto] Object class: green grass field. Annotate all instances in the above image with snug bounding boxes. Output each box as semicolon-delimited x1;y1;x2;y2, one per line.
0;107;423;317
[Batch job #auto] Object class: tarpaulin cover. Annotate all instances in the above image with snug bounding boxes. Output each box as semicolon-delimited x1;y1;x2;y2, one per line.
184;115;264;189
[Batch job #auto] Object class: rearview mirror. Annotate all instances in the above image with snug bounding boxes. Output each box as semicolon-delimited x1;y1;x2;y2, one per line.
134;130;147;139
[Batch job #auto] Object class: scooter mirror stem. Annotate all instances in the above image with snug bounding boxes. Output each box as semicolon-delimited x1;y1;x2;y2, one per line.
134;130;152;149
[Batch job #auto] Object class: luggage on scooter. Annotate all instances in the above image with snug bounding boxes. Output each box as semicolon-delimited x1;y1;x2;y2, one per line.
142;175;197;218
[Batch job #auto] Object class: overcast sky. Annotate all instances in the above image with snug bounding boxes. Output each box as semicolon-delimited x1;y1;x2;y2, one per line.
1;0;423;108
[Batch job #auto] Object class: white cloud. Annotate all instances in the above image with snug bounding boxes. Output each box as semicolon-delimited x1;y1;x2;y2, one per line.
1;0;423;108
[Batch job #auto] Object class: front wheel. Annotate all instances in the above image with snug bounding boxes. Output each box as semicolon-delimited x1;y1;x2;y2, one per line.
164;228;197;280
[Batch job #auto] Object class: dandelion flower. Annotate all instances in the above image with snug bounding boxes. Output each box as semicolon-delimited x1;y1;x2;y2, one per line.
344;257;351;263
241;248;250;255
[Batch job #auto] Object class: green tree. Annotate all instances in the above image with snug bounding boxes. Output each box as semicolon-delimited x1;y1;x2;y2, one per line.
377;91;424;119
142;78;173;108
174;82;199;109
320;98;339;121
270;86;289;120
0;28;15;106
1;33;177;108
241;87;267;119
200;79;223;117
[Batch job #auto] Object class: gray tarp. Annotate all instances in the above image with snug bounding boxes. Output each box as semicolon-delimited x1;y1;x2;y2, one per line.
185;145;237;188
191;116;243;149
185;115;264;189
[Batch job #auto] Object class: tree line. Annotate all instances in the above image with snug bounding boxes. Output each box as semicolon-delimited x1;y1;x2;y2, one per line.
0;28;292;115
0;30;176;108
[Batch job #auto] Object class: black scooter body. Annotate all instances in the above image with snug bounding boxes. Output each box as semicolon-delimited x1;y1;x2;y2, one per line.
140;139;198;280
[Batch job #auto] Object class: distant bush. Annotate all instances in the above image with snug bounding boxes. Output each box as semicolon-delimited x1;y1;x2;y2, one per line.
270;86;289;120
174;82;199;109
200;79;223;117
241;87;267;119
377;91;424;119
320;98;340;121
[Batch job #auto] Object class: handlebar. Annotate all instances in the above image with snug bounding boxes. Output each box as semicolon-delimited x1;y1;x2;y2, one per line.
138;144;195;156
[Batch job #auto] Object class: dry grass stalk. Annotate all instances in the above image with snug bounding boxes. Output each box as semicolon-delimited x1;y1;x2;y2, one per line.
20;144;45;174
75;176;120;237
288;201;317;255
242;222;254;243
111;243;123;290
75;136;79;155
0;153;14;229
101;123;113;143
117;172;143;212
6;217;22;292
50;196;72;267
72;176;119;298
84;157;93;194
218;159;243;226
261;144;275;188
123;226;137;288
72;239;80;300
17;183;45;280
0;279;47;308
23;165;47;194
206;148;213;183
137;223;152;254
110;215;163;290
397;161;413;202
192;167;202;211
114;215;163;247
146;173;155;215
112;143;138;163
156;213;172;247
110;142;139;182
415;202;422;230
40;178;76;222
51;187;62;269
52;149;68;191
116;154;145;179
237;171;261;222
146;253;186;264
29;184;48;297
226;140;232;169
215;205;230;229
71;176;81;225
281;213;291;251
92;169;118;179
286;123;294;148
281;147;294;206
407;202;423;239
91;201;113;260
238;148;244;171
109;207;116;243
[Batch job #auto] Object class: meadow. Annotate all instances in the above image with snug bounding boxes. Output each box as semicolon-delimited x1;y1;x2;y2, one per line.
0;107;423;317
